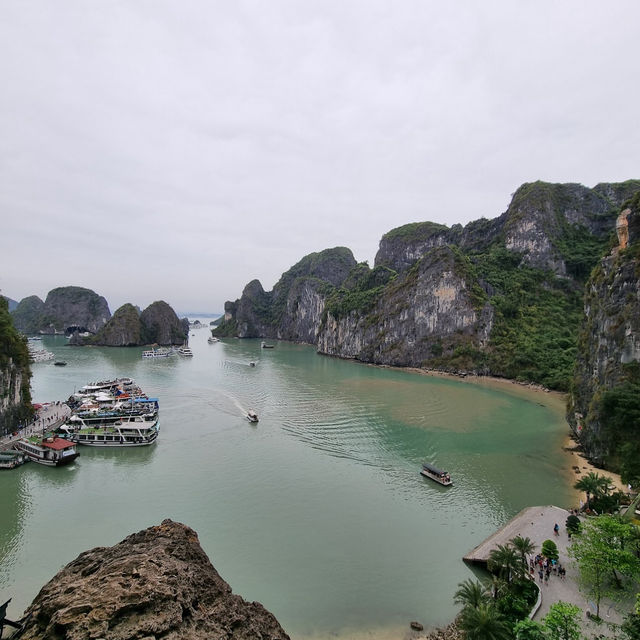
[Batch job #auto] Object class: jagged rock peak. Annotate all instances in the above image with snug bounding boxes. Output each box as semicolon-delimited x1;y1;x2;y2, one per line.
273;246;357;288
10;295;44;334
17;519;290;640
375;221;449;273
90;303;142;347
568;192;640;465
41;286;111;334
140;300;188;346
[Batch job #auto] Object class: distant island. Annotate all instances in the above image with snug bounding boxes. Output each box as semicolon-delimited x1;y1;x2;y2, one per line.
9;286;189;348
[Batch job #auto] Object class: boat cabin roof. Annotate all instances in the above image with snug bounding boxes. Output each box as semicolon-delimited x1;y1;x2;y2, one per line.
42;438;76;450
422;462;448;476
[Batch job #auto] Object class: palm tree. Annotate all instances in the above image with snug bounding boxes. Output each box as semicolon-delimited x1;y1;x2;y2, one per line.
511;535;536;573
458;602;512;640
488;543;521;584
454;578;491;609
574;471;606;510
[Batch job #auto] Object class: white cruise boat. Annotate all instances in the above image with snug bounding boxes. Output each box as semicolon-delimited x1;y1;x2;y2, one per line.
59;417;159;447
177;346;193;356
141;348;175;358
14;436;79;466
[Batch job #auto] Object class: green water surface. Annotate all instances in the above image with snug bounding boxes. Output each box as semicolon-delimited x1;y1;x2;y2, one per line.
0;329;574;637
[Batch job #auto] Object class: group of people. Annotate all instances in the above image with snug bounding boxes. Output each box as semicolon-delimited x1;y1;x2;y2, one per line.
531;554;566;585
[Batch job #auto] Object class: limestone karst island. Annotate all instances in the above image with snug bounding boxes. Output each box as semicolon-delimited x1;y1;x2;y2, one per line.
1;180;640;640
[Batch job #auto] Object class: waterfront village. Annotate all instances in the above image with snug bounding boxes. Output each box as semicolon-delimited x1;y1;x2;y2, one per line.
0;376;160;468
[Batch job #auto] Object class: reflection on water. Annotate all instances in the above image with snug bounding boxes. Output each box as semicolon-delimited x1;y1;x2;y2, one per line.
0;331;574;635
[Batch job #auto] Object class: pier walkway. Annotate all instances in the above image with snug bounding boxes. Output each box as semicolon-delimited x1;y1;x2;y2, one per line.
464;505;627;628
0;403;70;452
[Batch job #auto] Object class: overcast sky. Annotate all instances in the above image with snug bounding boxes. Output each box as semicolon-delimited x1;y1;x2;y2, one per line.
1;1;638;314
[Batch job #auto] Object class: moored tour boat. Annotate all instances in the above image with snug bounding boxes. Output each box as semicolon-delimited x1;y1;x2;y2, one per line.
59;419;160;447
420;462;452;486
14;436;79;466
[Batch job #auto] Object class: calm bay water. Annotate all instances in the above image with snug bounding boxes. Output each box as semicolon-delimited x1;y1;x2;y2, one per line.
0;327;574;637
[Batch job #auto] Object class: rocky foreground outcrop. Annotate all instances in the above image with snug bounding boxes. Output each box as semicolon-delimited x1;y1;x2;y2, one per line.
17;519;290;640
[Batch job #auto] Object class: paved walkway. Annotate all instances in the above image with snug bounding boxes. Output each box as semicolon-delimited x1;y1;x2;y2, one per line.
464;505;628;635
0;402;70;451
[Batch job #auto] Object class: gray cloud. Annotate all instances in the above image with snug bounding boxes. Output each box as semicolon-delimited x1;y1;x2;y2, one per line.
1;1;639;312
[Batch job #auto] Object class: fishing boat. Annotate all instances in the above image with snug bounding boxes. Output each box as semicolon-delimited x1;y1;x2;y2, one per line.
14;436;79;466
420;462;452;486
246;410;259;423
261;341;274;349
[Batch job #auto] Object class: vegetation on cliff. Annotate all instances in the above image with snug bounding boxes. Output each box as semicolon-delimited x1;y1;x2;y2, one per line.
11;286;110;334
0;296;33;435
89;303;142;346
11;295;44;334
569;192;640;473
220;180;640;394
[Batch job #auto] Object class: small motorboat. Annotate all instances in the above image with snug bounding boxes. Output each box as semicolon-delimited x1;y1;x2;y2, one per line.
54;361;67;366
420;462;452;486
261;341;274;349
249;361;256;367
246;410;259;423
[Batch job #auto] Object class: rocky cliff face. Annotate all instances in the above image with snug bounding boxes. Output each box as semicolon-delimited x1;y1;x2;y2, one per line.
17;519;290;640
216;247;357;342
140;301;188;346
218;180;640;389
11;296;45;334
568;194;640;465
12;287;111;335
89;304;142;347
40;286;111;334
0;297;32;436
317;246;493;367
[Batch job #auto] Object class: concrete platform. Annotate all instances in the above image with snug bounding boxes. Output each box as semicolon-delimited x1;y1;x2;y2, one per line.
463;505;629;627
464;505;569;566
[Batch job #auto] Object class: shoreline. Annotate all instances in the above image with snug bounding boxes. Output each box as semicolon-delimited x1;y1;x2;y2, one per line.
562;434;627;500
383;364;628;501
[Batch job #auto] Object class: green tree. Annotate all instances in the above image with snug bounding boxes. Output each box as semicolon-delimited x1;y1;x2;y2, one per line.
565;515;581;535
620;442;640;490
488;544;522;584
514;618;547;640
454;578;491;609
574;471;611;510
457;602;512;640
543;601;581;640
569;515;640;617
511;535;536;573
541;539;559;562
